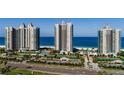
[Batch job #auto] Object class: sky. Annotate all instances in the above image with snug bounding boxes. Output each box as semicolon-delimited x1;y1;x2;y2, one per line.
0;18;124;37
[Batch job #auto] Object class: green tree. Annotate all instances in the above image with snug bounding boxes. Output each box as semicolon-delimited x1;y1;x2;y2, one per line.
4;61;8;66
1;66;11;74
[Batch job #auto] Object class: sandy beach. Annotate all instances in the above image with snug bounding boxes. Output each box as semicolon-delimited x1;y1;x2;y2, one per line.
1;45;124;51
0;45;5;48
0;45;96;50
40;45;97;50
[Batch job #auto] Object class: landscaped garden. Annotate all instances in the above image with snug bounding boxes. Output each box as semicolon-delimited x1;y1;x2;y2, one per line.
0;60;52;75
4;68;51;75
95;57;118;61
0;66;52;75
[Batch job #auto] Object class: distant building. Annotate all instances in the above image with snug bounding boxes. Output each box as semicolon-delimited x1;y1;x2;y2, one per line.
60;57;69;63
5;23;40;51
55;21;73;52
98;26;121;54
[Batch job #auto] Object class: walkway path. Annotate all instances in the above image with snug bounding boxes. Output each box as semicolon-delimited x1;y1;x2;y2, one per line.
84;55;101;72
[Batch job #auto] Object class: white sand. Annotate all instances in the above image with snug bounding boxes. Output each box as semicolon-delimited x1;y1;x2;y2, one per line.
0;45;5;48
1;45;124;51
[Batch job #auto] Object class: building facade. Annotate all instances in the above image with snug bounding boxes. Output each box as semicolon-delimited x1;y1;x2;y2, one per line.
55;21;73;52
5;23;40;51
98;26;121;54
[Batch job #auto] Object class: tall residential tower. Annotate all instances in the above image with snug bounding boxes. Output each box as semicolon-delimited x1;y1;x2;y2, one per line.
6;23;40;51
55;21;73;52
98;26;121;54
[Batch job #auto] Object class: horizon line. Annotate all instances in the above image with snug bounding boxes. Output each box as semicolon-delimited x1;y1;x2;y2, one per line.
0;36;124;37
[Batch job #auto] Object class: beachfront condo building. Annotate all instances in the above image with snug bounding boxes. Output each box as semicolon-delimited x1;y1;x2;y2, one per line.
98;26;121;54
5;23;40;51
55;21;73;52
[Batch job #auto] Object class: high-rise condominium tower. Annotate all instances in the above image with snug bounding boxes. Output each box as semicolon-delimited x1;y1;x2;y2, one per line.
98;26;121;54
55;21;73;52
6;23;40;50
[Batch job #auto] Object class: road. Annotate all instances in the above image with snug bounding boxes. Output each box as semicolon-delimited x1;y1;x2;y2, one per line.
84;55;89;69
6;62;97;75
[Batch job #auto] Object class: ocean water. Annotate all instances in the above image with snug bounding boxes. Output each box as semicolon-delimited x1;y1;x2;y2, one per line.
0;37;123;48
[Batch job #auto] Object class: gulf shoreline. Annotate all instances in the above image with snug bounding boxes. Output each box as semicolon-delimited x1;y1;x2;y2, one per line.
0;45;124;51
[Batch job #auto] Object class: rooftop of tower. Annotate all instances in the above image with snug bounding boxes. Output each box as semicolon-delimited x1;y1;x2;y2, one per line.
19;23;35;28
100;25;121;32
61;21;65;24
59;21;72;25
19;23;26;28
28;23;33;27
103;25;111;29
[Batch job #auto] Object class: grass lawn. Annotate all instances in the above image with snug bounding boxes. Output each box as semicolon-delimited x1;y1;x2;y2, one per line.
119;56;124;61
95;57;118;61
102;68;124;75
4;68;52;75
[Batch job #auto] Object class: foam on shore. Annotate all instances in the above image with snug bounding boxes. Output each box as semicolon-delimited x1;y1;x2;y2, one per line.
40;46;97;50
1;45;124;50
0;45;5;48
0;45;96;50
